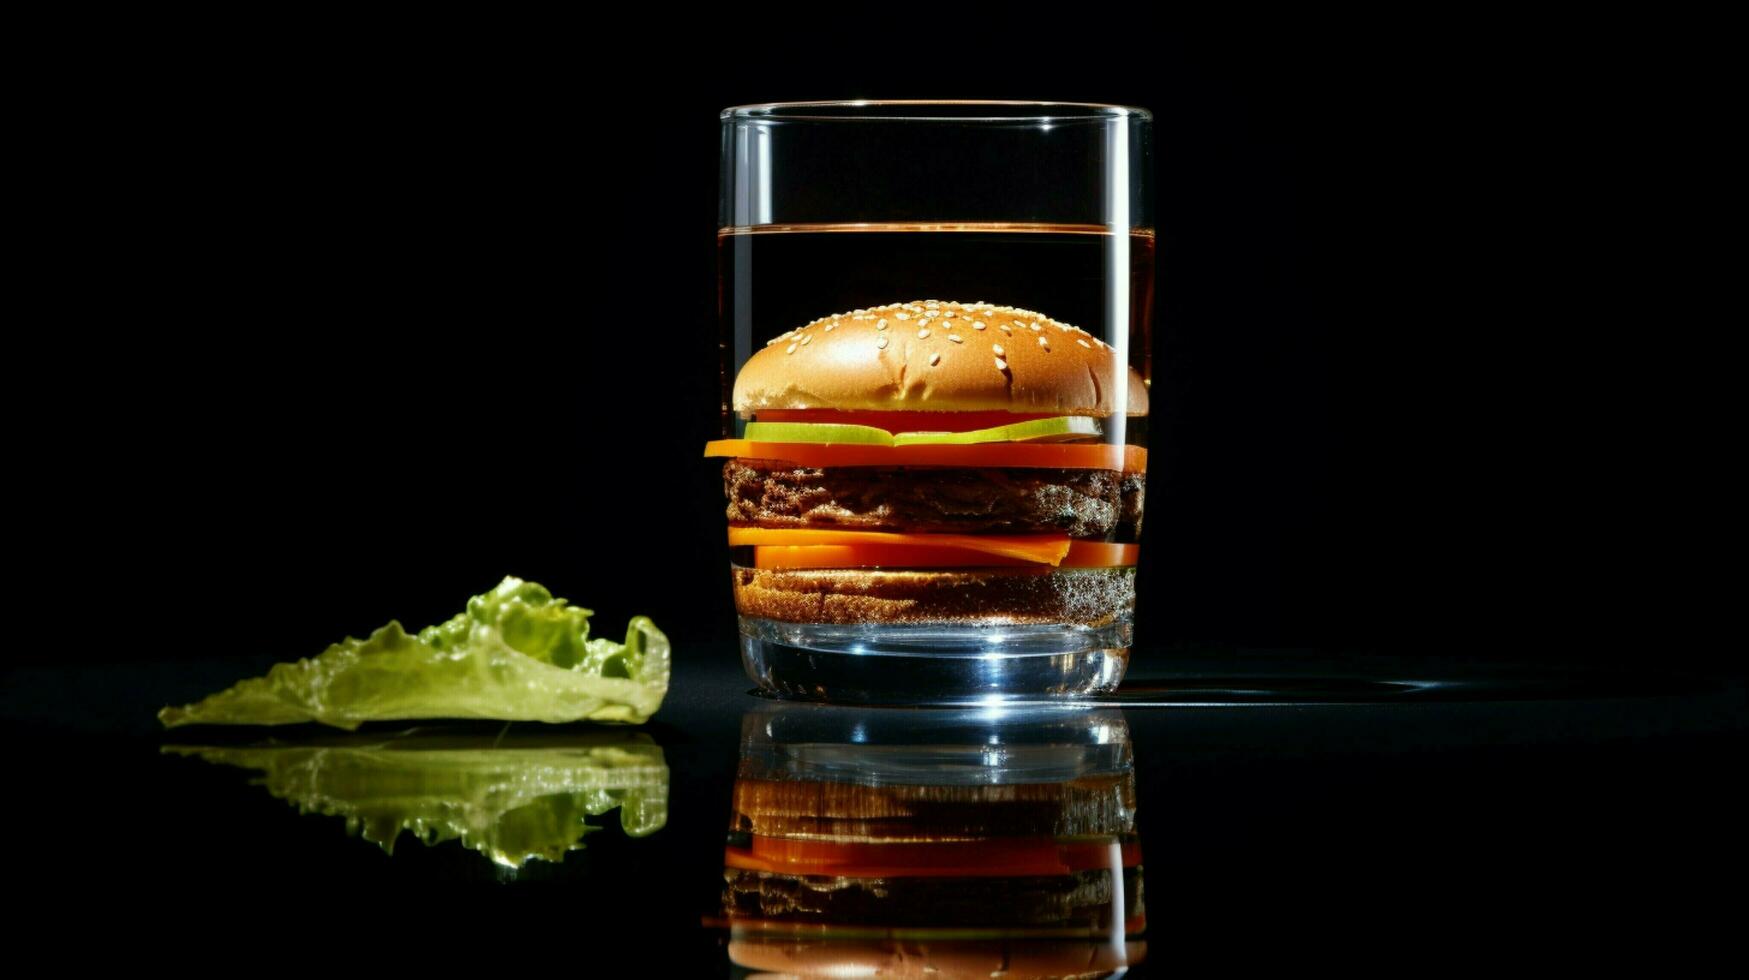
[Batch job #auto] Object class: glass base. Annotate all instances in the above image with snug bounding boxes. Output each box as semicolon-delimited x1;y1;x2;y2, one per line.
738;616;1132;704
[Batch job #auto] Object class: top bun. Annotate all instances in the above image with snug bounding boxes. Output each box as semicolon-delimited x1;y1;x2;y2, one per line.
732;300;1149;417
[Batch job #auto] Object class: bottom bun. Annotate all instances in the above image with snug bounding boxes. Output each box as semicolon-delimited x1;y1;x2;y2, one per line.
730;566;1136;626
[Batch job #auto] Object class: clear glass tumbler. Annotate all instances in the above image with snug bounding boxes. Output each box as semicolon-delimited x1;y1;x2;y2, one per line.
711;101;1153;703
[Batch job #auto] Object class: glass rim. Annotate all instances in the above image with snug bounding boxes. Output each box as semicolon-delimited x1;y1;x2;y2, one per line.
721;99;1152;123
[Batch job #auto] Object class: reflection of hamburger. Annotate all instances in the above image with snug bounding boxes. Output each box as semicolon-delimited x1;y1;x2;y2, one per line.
706;300;1148;667
719;706;1146;976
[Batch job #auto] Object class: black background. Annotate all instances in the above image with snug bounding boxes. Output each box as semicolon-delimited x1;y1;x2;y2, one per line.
38;13;1723;676
8;12;1743;972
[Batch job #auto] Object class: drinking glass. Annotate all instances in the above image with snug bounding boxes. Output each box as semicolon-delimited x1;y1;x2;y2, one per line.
713;101;1153;703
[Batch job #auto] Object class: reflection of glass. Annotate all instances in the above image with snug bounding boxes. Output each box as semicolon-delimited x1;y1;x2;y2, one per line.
717;102;1154;703
165;729;667;869
719;704;1144;976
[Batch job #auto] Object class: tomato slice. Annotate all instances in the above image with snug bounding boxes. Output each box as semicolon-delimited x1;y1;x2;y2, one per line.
705;440;1146;472
751;542;1138;570
729;527;1071;564
755;409;1063;433
724;835;1142;878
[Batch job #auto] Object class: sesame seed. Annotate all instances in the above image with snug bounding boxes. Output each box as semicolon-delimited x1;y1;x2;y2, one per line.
1011;322;1025;330
876;336;888;350
947;334;963;344
981;311;992;317
1056;323;1071;331
994;357;1008;371
1077;338;1091;348
929;352;941;366
918;328;931;339
877;319;888;330
800;334;812;345
992;344;1006;356
944;311;956;318
999;325;1012;335
824;323;835;331
1030;322;1042;332
896;313;910;321
786;343;797;354
1037;336;1049;349
973;322;986;330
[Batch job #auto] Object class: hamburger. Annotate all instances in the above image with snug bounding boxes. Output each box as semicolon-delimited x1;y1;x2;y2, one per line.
705;300;1148;698
719;704;1146;977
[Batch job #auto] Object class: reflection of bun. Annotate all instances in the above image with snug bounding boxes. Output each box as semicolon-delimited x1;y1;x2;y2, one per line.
733;300;1149;416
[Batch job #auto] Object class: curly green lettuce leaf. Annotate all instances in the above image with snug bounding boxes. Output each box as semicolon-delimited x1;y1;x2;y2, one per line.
159;577;670;729
164;731;668;868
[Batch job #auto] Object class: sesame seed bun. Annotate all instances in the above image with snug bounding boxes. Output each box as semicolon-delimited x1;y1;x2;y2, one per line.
733;300;1149;417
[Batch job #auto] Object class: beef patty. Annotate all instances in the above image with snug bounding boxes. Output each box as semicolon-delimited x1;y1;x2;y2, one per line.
724;459;1145;538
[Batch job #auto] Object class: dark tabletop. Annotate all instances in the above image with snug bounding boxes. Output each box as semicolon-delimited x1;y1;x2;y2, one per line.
5;651;1742;972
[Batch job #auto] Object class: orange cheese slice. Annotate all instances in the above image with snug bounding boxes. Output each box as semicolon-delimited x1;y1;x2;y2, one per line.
727;527;1073;565
750;542;1139;570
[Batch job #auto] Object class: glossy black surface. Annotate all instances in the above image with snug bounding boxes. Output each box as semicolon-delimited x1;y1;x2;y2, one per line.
18;17;1741;970
7;653;1742;972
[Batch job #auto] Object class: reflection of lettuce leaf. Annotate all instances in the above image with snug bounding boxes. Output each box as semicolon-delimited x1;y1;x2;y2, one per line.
159;577;669;729
164;731;668;868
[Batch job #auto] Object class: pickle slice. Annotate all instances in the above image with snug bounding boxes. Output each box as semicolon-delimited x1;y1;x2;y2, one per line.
892;416;1101;446
743;421;895;446
742;416;1101;447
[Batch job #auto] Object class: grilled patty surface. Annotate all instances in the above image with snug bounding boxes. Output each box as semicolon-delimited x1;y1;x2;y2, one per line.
724;460;1144;538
